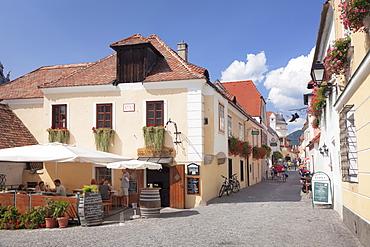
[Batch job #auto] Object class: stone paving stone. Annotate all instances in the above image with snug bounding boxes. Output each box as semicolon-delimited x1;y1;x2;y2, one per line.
0;171;364;246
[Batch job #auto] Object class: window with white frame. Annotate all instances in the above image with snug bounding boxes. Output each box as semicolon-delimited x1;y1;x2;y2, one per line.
238;122;243;140
146;101;164;126
219;103;225;132
52;104;67;128
339;105;358;183
96;103;112;128
228;115;232;137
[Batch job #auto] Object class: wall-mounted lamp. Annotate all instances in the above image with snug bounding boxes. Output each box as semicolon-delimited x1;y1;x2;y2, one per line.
310;62;332;89
319;143;329;155
322;143;328;153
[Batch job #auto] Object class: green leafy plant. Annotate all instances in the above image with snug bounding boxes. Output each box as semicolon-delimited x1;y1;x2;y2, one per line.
273;151;283;162
339;0;370;32
0;206;20;230
53;200;70;218
19;206;46;229
46;127;70;144
92;127;115;152
324;36;351;76
82;185;99;193
142;126;165;151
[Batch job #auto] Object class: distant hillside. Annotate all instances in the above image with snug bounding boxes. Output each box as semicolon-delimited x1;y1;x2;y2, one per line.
287;129;304;146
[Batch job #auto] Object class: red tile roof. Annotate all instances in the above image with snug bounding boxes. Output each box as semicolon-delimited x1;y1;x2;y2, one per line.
0;104;38;149
0;34;208;99
40;34;209;89
221;80;262;117
0;63;91;100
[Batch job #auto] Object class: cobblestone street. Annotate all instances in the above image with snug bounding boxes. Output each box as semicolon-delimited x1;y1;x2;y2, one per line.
0;171;363;247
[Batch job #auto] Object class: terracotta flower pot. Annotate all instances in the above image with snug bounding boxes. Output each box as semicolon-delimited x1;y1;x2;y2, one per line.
45;218;56;228
57;216;69;228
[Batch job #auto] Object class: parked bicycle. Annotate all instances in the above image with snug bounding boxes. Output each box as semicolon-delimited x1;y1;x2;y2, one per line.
219;175;232;197
230;173;240;192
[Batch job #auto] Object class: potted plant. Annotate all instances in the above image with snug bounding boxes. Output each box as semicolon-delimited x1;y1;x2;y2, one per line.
0;206;20;230
44;198;57;228
82;185;99;194
19;206;45;229
53;200;70;228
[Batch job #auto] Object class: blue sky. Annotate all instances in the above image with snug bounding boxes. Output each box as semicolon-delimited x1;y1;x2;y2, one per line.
1;0;325;133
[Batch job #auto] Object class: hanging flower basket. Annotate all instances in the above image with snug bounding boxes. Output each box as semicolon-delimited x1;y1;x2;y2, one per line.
228;136;251;158
252;146;266;160
307;86;329;129
46;127;70;144
92;127;115;152
324;36;351;76
261;144;272;159
339;0;370;32
142;126;165;151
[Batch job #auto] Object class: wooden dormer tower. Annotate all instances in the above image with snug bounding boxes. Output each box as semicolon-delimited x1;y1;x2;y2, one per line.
110;34;163;85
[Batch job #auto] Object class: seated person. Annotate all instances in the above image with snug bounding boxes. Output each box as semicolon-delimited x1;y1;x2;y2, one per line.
17;184;27;194
51;179;66;197
34;181;49;193
99;179;111;201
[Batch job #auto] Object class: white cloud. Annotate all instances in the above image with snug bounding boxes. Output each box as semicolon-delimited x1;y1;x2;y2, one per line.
264;48;314;111
220;52;268;83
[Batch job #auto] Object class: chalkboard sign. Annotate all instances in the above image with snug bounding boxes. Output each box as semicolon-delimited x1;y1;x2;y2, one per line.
312;171;332;206
313;182;329;203
187;177;200;195
129;180;138;194
78;192;103;226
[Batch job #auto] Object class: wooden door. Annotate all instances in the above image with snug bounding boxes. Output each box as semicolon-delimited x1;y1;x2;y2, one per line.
128;169;144;205
169;164;185;209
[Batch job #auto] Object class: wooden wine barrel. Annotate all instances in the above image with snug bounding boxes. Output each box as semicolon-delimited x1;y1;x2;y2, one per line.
139;188;161;218
78;192;103;227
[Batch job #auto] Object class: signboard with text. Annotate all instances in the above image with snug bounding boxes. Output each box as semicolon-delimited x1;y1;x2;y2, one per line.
312;172;332;205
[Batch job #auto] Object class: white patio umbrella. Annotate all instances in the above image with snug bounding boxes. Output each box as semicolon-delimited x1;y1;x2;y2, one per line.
106;160;162;170
0;142;132;163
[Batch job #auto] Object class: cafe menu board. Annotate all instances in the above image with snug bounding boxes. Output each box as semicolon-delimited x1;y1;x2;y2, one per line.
83;192;103;220
187;177;200;195
129;180;138;194
312;172;332;205
313;182;329;203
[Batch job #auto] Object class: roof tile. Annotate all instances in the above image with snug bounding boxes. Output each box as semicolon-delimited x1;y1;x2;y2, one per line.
221;80;262;117
0;104;38;149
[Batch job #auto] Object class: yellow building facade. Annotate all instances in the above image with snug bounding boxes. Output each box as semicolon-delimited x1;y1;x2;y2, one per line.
1;34;265;208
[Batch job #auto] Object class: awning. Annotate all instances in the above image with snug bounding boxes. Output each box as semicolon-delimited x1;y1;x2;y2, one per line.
137;157;173;164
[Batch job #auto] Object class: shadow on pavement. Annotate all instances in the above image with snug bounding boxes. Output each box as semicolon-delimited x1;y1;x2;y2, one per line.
208;170;303;205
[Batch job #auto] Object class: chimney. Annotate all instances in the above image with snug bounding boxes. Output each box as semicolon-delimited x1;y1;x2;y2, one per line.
177;41;188;61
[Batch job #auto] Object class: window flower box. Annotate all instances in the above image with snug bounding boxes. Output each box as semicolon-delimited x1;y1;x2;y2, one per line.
46;127;70;144
252;146;267;160
142;126;165;151
92;127;115;152
339;0;370;32
228;136;252;158
324;36;351;76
